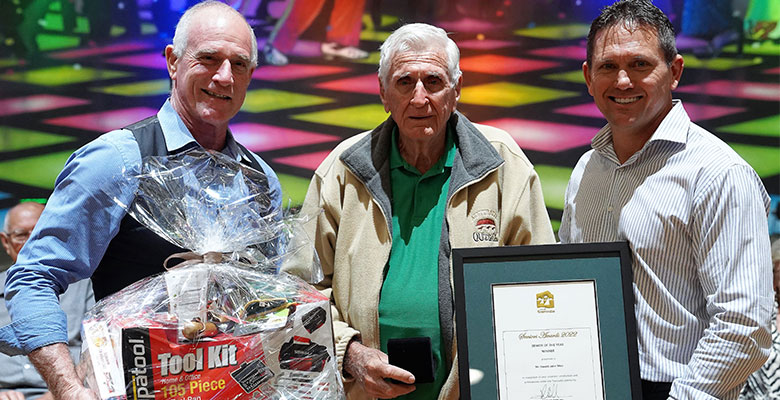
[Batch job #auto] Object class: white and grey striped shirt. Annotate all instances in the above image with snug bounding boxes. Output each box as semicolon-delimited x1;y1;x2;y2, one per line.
740;312;780;399
560;100;774;400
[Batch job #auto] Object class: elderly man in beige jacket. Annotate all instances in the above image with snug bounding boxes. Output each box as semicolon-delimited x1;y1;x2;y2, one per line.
298;23;555;399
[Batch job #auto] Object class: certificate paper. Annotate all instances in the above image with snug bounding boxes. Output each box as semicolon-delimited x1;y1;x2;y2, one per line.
492;281;604;400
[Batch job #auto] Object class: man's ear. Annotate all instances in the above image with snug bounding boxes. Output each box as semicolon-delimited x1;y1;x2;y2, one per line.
165;45;177;79
582;61;594;97
0;232;11;256
378;77;390;113
454;74;462;102
670;54;684;90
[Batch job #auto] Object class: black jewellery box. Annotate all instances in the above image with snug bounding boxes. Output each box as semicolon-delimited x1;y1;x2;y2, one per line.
387;336;435;384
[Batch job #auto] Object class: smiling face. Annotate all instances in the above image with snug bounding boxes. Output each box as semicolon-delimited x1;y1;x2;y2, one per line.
379;49;461;143
166;8;255;136
584;23;683;140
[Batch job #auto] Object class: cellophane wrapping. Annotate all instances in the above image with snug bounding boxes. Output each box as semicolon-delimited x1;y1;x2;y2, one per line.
79;148;342;399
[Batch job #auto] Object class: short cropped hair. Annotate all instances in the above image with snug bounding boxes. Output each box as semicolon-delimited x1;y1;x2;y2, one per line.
378;23;461;88
172;1;258;67
586;0;677;67
3;202;44;233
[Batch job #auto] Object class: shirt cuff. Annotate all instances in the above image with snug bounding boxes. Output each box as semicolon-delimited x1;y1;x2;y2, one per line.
0;310;68;355
669;382;721;400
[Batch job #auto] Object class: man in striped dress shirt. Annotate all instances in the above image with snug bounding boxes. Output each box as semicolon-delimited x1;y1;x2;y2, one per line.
559;1;774;399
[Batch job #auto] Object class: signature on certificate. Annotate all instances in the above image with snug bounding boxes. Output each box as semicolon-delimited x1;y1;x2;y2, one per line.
531;383;568;399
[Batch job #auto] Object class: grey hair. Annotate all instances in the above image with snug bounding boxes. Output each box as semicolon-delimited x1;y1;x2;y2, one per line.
378;23;461;88
171;0;258;67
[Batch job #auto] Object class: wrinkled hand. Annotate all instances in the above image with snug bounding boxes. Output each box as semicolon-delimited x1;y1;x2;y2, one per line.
0;390;25;400
344;341;416;399
28;343;99;400
37;391;55;400
54;384;99;400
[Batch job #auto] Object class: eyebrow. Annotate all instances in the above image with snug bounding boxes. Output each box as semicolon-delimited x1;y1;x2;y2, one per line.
394;71;444;81
194;48;219;57
194;49;251;64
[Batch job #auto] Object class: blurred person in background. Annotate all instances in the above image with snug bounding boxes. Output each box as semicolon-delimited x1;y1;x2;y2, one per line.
740;237;780;399
262;0;368;65
0;202;94;400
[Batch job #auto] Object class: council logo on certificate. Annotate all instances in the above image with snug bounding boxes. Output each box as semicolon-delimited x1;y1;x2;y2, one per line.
491;281;604;400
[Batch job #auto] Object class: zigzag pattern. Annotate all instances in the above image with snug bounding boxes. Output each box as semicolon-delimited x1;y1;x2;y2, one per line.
741;323;780;399
0;4;778;242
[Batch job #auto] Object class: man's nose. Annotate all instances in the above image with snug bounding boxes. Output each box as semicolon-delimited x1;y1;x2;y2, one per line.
213;59;234;86
410;80;428;107
615;69;632;90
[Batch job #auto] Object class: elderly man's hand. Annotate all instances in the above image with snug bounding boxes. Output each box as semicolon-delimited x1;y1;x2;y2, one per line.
55;385;99;400
344;341;417;399
0;390;25;400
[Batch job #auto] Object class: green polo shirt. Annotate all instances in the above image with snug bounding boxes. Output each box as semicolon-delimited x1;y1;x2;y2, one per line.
378;127;456;398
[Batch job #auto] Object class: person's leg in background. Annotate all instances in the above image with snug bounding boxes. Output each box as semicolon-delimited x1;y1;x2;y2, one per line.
17;0;53;59
320;0;367;60
264;0;324;65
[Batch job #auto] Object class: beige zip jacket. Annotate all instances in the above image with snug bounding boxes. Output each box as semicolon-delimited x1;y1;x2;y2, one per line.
294;112;555;399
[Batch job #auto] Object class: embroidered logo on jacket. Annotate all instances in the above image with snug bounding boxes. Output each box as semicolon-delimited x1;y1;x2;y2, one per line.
471;210;498;243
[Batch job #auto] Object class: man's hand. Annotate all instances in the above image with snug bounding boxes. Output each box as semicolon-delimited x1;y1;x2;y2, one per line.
0;390;25;400
50;385;99;400
28;343;99;400
344;341;416;399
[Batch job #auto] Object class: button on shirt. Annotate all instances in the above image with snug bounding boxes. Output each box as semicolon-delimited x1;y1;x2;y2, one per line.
0;100;281;355
559;101;773;399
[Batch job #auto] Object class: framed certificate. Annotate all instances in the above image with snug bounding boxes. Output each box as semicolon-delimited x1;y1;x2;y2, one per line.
452;242;641;400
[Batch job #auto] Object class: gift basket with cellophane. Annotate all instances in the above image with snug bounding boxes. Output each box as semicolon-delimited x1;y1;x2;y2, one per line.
79;148;343;400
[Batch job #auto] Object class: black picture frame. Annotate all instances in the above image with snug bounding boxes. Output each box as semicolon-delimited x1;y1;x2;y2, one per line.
452;241;642;399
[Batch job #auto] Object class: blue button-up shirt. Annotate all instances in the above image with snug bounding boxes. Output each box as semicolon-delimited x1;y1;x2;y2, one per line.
0;271;93;398
0;100;281;354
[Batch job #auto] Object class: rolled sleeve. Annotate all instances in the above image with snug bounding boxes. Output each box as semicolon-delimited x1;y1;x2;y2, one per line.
0;308;68;355
1;130;139;354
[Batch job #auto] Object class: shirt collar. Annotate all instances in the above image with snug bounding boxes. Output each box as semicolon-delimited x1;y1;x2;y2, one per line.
389;125;456;175
157;99;250;163
648;100;689;145
592;99;689;154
